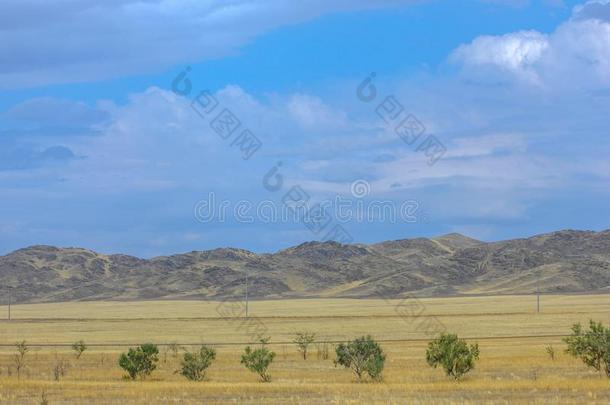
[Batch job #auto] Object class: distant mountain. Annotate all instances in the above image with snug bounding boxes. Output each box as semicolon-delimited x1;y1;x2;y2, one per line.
3;229;610;303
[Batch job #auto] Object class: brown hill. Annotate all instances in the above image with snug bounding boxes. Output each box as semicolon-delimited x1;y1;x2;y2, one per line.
2;229;610;303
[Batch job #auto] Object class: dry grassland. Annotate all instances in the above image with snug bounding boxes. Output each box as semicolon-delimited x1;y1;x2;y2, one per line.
1;294;610;404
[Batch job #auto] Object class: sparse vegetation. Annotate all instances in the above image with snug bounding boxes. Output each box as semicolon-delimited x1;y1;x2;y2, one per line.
179;346;216;381
241;338;276;382
293;331;316;360
426;333;479;380
564;320;610;377
72;340;87;360
13;340;28;379
118;343;159;380
3;296;610;403
545;344;556;361
52;356;69;381
334;335;385;381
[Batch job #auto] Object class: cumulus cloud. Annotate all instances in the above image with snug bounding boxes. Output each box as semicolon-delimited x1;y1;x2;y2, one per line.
451;31;549;83
0;0;418;88
5;86;351;194
451;0;610;90
1;75;609;253
287;94;350;130
3;0;610;251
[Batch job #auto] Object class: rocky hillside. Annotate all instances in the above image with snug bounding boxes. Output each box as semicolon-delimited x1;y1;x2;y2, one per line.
2;230;610;303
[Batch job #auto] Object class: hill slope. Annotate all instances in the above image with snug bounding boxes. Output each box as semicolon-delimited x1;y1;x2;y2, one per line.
3;229;610;303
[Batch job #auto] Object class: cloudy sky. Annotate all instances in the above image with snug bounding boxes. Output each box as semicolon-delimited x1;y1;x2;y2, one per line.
1;0;609;256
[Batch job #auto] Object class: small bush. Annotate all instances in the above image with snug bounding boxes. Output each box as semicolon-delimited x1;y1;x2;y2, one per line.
13;340;29;379
426;333;479;380
241;338;276;382
293;331;316;360
118;343;159;380
334;335;385;381
564;320;610;377
179;346;216;381
72;340;87;360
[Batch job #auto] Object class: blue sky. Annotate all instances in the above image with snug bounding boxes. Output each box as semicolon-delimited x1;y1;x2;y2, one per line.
1;0;609;256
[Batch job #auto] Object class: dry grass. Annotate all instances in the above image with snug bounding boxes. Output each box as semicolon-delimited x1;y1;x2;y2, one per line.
1;294;610;404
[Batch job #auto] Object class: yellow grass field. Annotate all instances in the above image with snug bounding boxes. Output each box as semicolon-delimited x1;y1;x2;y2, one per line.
1;294;610;404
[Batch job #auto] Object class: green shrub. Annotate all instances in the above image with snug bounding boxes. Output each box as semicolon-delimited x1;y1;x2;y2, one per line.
334;335;385;381
293;331;316;360
72;340;87;360
179;346;216;381
426;333;479;379
564;320;610;377
13;340;29;379
241;339;276;382
118;343;159;380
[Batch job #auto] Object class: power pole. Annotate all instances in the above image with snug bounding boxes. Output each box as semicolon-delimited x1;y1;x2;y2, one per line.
245;269;249;318
536;275;540;314
8;288;11;321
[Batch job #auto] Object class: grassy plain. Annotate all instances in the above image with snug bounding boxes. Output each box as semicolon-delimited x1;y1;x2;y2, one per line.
1;294;610;404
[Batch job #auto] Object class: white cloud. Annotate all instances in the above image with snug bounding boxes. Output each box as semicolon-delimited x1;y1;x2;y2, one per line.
4;81;608;204
0;0;418;89
287;94;349;130
451;31;549;83
0;85;365;196
451;1;610;90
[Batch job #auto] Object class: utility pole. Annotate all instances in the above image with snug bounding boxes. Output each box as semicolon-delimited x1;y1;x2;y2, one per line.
245;269;249;318
536;275;540;314
8;287;11;321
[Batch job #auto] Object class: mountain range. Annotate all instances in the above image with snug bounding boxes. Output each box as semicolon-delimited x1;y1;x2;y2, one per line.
3;229;610;303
